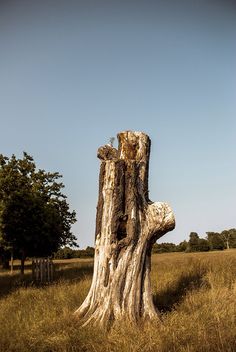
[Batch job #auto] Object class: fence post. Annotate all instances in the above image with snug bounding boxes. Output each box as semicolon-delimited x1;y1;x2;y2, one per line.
36;259;39;281
32;259;35;280
49;258;54;282
32;258;54;284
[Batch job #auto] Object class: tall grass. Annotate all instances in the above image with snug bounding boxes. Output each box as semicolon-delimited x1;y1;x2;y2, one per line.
0;251;235;351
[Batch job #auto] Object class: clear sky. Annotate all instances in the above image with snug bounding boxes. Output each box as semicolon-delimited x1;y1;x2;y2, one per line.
0;0;235;248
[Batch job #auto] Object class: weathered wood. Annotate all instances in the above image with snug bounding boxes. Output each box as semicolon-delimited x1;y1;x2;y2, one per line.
74;131;175;328
32;258;54;283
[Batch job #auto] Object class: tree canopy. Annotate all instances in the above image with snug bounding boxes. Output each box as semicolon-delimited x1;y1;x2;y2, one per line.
0;152;77;273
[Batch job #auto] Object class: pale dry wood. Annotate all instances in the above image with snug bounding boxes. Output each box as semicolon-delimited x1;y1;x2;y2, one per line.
74;131;175;328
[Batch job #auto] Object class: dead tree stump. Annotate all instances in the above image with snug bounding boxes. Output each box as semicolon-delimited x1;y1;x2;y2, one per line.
74;131;175;327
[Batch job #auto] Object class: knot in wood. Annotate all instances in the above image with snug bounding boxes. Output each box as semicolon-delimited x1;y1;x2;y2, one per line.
97;145;118;161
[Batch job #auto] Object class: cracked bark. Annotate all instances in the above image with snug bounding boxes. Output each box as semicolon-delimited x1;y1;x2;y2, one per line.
74;131;175;328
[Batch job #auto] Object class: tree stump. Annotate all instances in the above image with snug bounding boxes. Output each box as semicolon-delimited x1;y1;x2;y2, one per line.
74;131;175;328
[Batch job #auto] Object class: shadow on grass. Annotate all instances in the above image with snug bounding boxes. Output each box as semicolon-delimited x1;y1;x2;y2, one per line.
53;262;94;282
0;272;33;299
0;262;94;300
153;270;208;313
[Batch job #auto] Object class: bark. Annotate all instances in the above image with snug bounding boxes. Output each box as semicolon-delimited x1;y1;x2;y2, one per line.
74;131;175;328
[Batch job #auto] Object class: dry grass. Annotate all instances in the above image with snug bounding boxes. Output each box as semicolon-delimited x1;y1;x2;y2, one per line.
0;251;235;351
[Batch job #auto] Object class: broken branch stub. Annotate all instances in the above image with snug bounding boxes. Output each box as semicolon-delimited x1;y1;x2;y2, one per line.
74;131;175;327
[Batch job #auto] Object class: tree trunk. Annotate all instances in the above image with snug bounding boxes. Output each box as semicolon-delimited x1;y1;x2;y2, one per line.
10;250;14;274
74;131;175;328
226;239;230;250
20;251;25;275
0;251;10;270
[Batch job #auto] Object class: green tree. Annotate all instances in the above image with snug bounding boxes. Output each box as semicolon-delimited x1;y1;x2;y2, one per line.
84;246;95;257
186;233;210;252
197;238;210;252
228;229;236;248
206;232;224;251
152;242;177;253
54;246;75;259
176;240;188;252
54;246;95;259
187;232;200;252
221;229;236;249
0;152;77;274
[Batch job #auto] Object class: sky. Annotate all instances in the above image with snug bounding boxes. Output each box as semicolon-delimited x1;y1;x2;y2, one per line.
0;0;235;248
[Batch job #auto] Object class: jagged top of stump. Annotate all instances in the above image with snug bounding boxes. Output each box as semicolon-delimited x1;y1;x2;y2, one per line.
118;131;150;162
97;131;151;162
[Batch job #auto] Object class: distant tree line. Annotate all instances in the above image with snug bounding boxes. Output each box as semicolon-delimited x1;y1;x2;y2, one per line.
152;229;236;254
54;228;236;259
54;246;95;259
0;152;77;274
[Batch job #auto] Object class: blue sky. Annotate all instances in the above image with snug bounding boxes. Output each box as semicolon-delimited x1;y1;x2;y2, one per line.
0;0;235;248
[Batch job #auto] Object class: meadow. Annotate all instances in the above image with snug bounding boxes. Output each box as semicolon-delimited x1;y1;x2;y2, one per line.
0;250;235;352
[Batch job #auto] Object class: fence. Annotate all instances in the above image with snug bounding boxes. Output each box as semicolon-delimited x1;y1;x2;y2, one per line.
32;258;54;283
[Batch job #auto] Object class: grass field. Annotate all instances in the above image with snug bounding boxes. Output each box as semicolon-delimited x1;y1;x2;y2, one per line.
0;250;235;352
